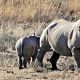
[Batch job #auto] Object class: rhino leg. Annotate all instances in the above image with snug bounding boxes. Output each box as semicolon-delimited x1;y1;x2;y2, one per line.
50;52;60;70
32;55;36;62
19;56;23;69
32;53;37;62
36;50;46;66
28;58;31;64
31;53;37;66
73;48;80;70
23;57;27;68
33;50;46;69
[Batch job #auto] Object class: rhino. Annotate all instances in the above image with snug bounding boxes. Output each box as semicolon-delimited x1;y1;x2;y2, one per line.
15;35;40;69
34;19;80;71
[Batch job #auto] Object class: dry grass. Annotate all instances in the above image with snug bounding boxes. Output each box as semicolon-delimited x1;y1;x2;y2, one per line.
0;0;80;23
0;0;80;39
0;0;80;38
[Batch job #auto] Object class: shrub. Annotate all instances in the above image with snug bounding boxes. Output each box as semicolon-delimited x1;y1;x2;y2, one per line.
0;33;17;52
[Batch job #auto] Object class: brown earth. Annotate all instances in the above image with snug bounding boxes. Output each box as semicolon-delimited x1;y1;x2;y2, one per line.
0;51;80;80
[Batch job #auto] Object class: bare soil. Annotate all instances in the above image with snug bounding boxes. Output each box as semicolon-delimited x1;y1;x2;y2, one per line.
0;51;80;80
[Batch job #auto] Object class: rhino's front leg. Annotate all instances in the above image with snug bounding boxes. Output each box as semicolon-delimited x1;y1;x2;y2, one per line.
73;48;80;71
33;49;46;72
36;49;46;66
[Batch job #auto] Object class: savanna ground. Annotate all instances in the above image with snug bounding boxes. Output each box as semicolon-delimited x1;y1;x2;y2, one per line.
1;0;80;80
0;51;79;80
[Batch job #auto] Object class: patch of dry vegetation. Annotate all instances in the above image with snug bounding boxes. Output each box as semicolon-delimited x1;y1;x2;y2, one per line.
0;52;79;80
0;0;80;23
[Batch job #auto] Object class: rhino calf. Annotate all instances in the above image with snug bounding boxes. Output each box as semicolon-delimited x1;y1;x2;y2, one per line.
15;36;40;69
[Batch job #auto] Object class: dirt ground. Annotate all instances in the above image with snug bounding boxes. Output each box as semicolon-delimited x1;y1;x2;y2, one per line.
0;51;80;80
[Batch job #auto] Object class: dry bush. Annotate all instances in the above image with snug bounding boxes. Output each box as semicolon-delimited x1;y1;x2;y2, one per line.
0;33;17;52
0;0;80;23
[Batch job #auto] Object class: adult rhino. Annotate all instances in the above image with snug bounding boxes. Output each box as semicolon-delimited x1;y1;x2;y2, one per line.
34;19;80;71
15;35;40;69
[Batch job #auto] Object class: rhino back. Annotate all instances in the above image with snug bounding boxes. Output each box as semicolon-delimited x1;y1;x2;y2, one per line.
22;36;39;57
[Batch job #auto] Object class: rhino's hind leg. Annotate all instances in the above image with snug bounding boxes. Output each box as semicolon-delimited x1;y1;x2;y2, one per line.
19;56;23;69
23;57;27;68
28;58;31;64
32;53;37;62
31;54;37;66
50;52;60;70
73;48;80;71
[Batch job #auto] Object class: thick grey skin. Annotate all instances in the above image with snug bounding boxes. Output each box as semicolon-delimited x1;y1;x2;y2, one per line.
15;36;40;69
35;19;80;71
